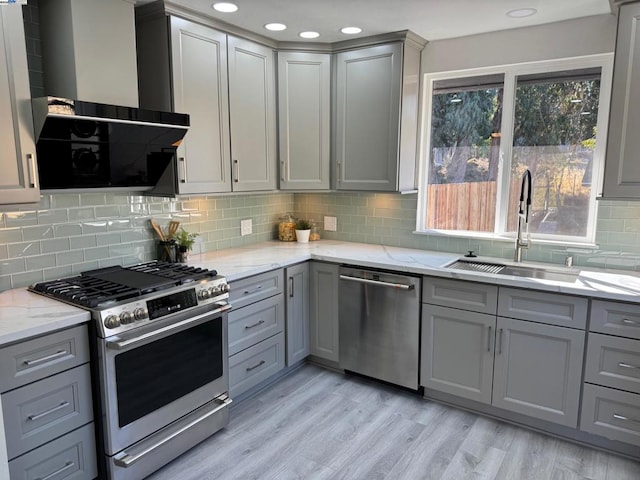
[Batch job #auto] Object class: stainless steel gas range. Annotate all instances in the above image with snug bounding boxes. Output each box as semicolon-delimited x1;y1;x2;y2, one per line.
29;261;232;480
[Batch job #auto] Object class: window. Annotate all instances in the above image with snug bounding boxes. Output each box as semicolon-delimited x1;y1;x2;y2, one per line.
418;56;613;244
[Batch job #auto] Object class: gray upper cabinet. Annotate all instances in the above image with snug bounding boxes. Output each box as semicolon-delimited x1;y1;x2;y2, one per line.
601;1;640;199
277;52;331;190
335;36;424;192
228;35;277;192
0;7;39;205
285;263;310;365
170;18;231;194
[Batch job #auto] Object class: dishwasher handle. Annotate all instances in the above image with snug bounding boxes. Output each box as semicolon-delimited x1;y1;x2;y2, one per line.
339;274;415;290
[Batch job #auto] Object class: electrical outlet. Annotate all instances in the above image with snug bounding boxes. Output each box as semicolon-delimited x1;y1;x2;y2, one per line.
241;219;252;236
324;216;337;231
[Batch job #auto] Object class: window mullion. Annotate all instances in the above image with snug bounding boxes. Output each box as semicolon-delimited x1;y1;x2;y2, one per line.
495;71;517;236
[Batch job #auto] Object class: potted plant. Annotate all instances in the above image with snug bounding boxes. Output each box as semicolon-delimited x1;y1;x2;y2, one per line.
175;228;199;262
295;219;311;243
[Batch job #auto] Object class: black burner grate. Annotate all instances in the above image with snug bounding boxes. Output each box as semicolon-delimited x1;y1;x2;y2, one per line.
30;261;218;308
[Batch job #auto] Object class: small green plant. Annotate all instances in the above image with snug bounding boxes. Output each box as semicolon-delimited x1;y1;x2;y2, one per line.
175;228;199;251
295;219;311;230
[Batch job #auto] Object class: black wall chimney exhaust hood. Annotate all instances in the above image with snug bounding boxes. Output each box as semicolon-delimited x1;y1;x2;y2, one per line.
32;97;189;194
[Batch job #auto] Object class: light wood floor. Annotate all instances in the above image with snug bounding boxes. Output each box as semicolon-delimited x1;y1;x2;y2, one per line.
148;364;640;480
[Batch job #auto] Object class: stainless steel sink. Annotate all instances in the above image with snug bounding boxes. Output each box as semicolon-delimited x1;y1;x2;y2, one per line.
446;260;579;283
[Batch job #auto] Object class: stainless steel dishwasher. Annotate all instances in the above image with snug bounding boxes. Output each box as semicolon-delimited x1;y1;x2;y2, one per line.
339;266;421;389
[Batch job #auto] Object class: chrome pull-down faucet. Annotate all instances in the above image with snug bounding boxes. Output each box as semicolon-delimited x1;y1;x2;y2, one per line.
514;169;532;262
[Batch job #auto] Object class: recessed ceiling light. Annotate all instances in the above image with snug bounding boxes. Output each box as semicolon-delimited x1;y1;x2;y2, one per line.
299;31;320;39
265;23;287;31
506;8;537;18
340;26;362;35
212;2;238;13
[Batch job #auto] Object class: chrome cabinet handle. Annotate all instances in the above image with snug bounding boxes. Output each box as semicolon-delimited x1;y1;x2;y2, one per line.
337;160;342;182
36;461;75;480
27;401;70;421
613;413;640;423
622;318;640;326
281;160;286;182
618;362;640;370
289;277;294;297
179;157;186;183
243;286;262;295
244;320;265;330
233;159;239;183
487;326;492;352
246;360;266;371
339;274;414;290
27;153;38;188
498;328;504;355
24;350;68;366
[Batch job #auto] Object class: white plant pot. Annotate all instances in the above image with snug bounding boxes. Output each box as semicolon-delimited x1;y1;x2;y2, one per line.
295;229;310;243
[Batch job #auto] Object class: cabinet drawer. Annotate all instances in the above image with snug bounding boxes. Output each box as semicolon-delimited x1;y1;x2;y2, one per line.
585;333;640;395
590;300;640;340
2;364;94;460
229;269;284;309
498;288;587;329
229;332;285;398
422;277;497;314
0;325;90;392
581;383;640;447
8;422;97;480
228;294;284;356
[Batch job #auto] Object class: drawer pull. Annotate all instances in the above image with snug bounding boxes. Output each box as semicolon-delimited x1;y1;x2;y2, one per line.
246;360;266;371
498;328;504;355
36;461;74;480
27;401;70;421
23;350;69;367
622;318;640;326
245;320;265;330
243;286;263;295
618;362;640;370
613;413;640;423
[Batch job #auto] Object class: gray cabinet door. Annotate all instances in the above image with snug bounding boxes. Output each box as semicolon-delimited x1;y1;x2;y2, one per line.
278;52;330;190
170;18;231;194
420;305;496;404
492;316;585;427
285;263;310;366
228;36;277;192
0;7;39;205
601;2;640;199
309;261;339;362
335;43;402;191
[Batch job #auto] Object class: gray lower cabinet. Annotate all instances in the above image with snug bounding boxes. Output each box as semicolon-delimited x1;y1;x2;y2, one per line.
421;305;495;404
0;6;39;205
228;270;285;397
581;384;640;447
309;262;339;362
1;325;96;480
334;34;425;192
601;1;640;199
492;316;585;427
285;263;310;366
277;52;330;190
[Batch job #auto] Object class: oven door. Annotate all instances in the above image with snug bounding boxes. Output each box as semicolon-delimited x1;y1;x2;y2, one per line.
98;303;229;456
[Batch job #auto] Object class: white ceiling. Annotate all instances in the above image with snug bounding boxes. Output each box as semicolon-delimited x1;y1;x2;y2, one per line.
160;0;613;43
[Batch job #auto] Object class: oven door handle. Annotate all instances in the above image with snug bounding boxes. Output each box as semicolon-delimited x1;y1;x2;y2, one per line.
106;303;231;351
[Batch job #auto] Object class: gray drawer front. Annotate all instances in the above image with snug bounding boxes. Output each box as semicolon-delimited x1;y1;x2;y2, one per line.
229;332;285;398
8;422;97;480
590;300;640;340
498;288;587;329
581;383;640;447
422;277;497;314
0;325;90;392
2;364;94;460
585;333;640;395
229;269;284;310
228;294;284;356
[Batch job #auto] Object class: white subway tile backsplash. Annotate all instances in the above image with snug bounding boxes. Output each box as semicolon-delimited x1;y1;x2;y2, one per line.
41;238;70;254
55;250;84;266
5;211;38;227
25;254;56;270
0;228;24;244
54;223;83;238
68;207;96;221
21;225;54;241
8;242;41;258
37;209;69;225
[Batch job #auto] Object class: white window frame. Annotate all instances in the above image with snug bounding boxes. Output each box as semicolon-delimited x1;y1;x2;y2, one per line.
416;54;614;246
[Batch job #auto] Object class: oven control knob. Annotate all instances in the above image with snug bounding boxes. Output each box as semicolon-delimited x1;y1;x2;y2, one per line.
120;311;134;324
211;285;221;295
134;308;148;320
221;283;230;293
104;315;121;329
198;289;211;300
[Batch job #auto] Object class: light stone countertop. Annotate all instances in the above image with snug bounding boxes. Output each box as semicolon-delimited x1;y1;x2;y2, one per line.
2;239;640;346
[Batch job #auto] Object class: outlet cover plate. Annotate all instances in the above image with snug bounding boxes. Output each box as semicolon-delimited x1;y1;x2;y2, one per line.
324;216;337;231
241;219;252;236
